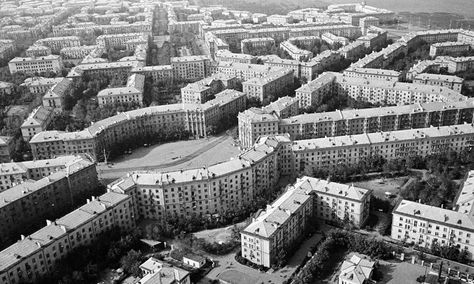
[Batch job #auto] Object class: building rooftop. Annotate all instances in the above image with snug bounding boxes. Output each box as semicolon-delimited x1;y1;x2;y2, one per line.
21;106;52;128
394;199;474;232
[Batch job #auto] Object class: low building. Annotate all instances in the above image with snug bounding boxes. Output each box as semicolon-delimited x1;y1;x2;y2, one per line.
183;254;206;268
138;257;191;284
338;254;375;284
21;77;65;95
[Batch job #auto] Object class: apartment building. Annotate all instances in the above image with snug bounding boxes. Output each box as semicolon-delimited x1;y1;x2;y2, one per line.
238;109;280;149
337;75;467;105
96;33;147;50
337;41;366;60
97;74;145;106
413;73;464;93
241;37;275;52
171;55;210;80
60;45;98;60
241;183;313;267
360;16;379;35
0;136;14;163
42;78;72;110
295;72;337;108
25;45;51;57
322;32;349;46
241;175;370;267
29;94;246;161
343;68;401;82
0;157;98;249
215;50;256;64
213;61;285;81
242;69;294;105
262;96;299;119
429;41;471;57
36;36;81;53
0;156;91;192
21;77;65;95
108;135;289;221
67;61;142;83
131;65;173;81
0;191;134;284
168;20;203;34
8;55;63;74
20;106;54;142
181;73;238;104
279;41;313;61
292;123;474;173
391;200;474;258
0;40;15;62
267;14;293;25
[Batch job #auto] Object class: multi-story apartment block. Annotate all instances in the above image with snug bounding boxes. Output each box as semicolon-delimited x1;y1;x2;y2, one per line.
8;55;63;74
241;175;370;267
181;73;238;104
21;77;65;95
131;65;173;81
242;69;294;105
108;135;288;221
337;40;366;60
238;109;280;149
97;74;145;106
360;16;380;35
215;50;256;64
60;45;98;60
168;20;203;34
392;200;474;258
413;73;464;93
20;106;54;142
322;32;349;46
36;36;81;54
25;45;52;58
213;61;285;82
267;14;293;25
299;177;371;227
0;136;14;163
171;55;210;80
241;182;313;267
29;93;247;161
343;68;401;82
42;78;72;110
0;157;98;249
0;156;91;192
429;41;471;57
292;123;474;173
0;191;134;284
262;96;299;119
96;33;147;51
67;61;142;83
338;75;467;105
279;41;313;61
295;72;336;108
241;37;275;52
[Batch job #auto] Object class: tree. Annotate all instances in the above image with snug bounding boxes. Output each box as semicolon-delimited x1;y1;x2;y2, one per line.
120;249;142;277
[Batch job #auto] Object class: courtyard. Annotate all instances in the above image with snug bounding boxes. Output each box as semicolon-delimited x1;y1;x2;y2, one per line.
98;133;240;180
